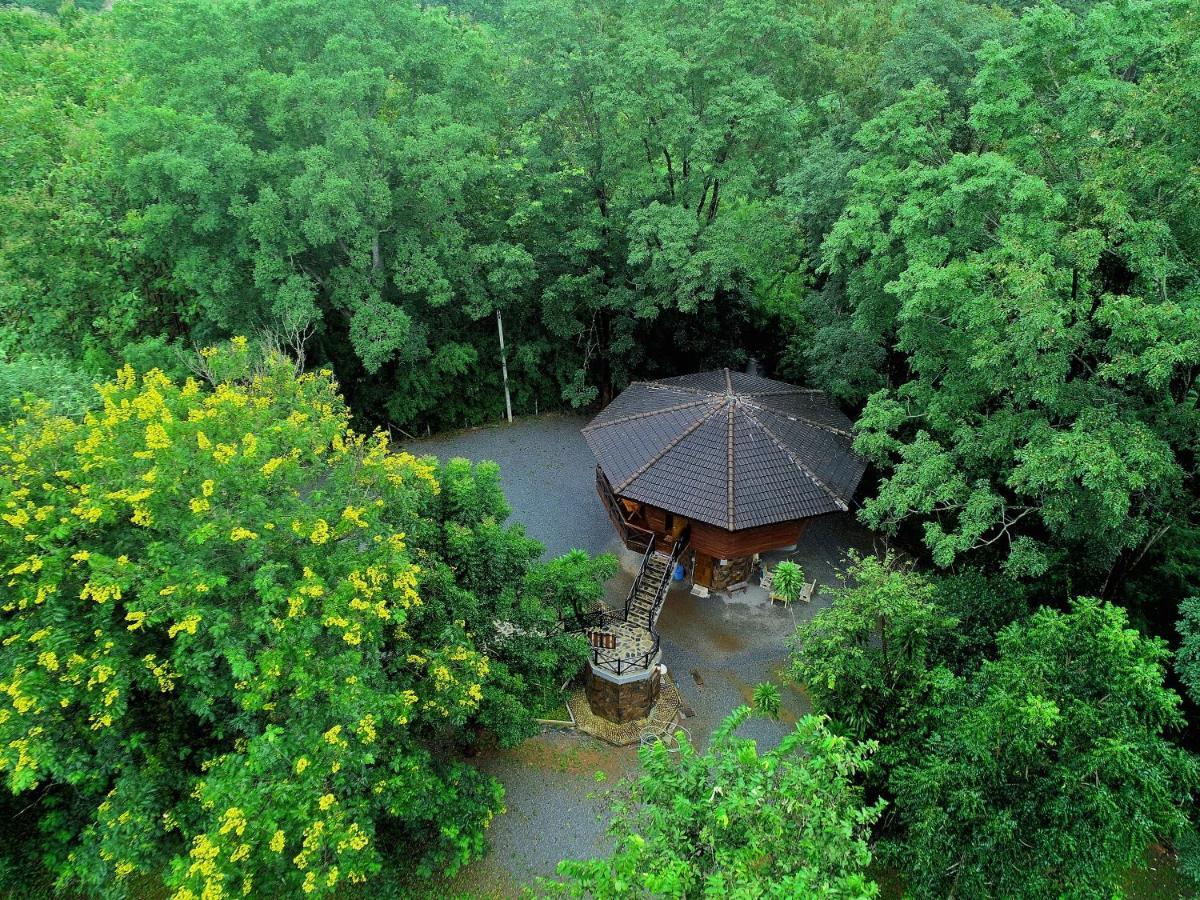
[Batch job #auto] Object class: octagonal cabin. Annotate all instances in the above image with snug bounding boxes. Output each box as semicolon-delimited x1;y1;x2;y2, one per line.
583;369;866;592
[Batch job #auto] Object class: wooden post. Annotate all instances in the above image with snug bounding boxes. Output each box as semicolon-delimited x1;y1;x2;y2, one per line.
496;309;513;424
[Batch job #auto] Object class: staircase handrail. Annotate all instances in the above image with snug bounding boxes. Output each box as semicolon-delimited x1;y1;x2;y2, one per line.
644;538;686;630
566;534;688;677
622;536;657;623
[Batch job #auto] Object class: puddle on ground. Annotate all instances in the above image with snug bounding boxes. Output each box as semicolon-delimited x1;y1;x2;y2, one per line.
709;627;748;653
659;593;750;653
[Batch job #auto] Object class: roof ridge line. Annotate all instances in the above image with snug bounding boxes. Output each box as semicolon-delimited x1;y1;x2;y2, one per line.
726;399;736;530
581;396;713;432
743;386;825;397
741;398;854;439
644;381;718;397
615;400;726;494
739;406;850;512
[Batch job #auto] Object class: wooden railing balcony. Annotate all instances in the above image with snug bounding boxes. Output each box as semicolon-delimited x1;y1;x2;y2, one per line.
595;466;654;553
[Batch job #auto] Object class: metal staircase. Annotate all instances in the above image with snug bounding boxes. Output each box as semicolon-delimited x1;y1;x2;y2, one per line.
628;548;673;629
565;536;686;676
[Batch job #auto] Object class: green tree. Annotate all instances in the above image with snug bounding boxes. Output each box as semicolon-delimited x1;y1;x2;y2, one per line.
0;340;599;896
104;0;532;430
820;0;1200;589
888;598;1197;897
789;553;954;740
1176;596;1200;706
0;8;148;359
504;0;819;404
556;702;882;898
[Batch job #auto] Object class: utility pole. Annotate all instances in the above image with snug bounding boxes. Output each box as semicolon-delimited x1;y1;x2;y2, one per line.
496;309;513;423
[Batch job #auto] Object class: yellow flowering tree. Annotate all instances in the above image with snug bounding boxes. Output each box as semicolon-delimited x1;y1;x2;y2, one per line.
0;341;598;896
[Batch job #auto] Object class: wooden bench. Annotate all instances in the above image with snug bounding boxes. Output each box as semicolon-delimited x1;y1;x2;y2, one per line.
761;570;816;605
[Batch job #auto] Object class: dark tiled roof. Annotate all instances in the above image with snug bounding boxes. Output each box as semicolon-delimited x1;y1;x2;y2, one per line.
582;369;866;530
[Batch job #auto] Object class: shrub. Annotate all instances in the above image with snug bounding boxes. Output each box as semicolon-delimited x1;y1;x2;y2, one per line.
557;702;882;897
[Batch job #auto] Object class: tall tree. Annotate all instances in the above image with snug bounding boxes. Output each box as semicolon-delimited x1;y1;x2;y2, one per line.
107;0;533;429
823;0;1200;587
0;340;600;895
888;598;1196;897
789;553;955;741
0;8;148;360
504;0;817;403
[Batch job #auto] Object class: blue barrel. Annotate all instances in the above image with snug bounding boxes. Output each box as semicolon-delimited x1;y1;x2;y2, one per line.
673;562;686;581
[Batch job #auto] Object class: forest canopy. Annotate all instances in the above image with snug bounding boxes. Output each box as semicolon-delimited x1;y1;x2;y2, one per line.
1;0;1199;895
3;0;1195;598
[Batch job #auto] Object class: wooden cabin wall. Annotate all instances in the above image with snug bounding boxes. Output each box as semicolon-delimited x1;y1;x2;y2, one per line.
690;519;808;558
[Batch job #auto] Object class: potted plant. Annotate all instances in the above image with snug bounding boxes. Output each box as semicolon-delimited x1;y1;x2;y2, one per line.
771;560;805;606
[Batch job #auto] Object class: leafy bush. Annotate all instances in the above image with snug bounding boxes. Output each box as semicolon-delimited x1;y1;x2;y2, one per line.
0;353;94;424
887;599;1198;897
790;553;954;740
556;703;882;897
771;559;805;604
0;340;596;896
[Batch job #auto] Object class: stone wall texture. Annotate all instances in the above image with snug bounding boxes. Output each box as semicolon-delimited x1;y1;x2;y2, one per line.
584;666;661;723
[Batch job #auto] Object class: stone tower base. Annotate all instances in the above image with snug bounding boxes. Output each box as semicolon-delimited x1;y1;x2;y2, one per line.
584;664;661;723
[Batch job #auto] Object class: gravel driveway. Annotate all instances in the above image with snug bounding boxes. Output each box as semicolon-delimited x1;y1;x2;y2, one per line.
403;414;617;560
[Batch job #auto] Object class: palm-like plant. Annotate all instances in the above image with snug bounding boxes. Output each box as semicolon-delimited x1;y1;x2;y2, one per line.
772;560;805;605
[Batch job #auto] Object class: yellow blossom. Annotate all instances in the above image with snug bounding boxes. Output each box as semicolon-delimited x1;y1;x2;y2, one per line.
81;580;122;604
168;615;201;639
145;423;171;450
219;807;247;837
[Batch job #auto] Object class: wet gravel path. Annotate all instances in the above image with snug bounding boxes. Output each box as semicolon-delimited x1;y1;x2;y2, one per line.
403;415;875;896
403;414;617;560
